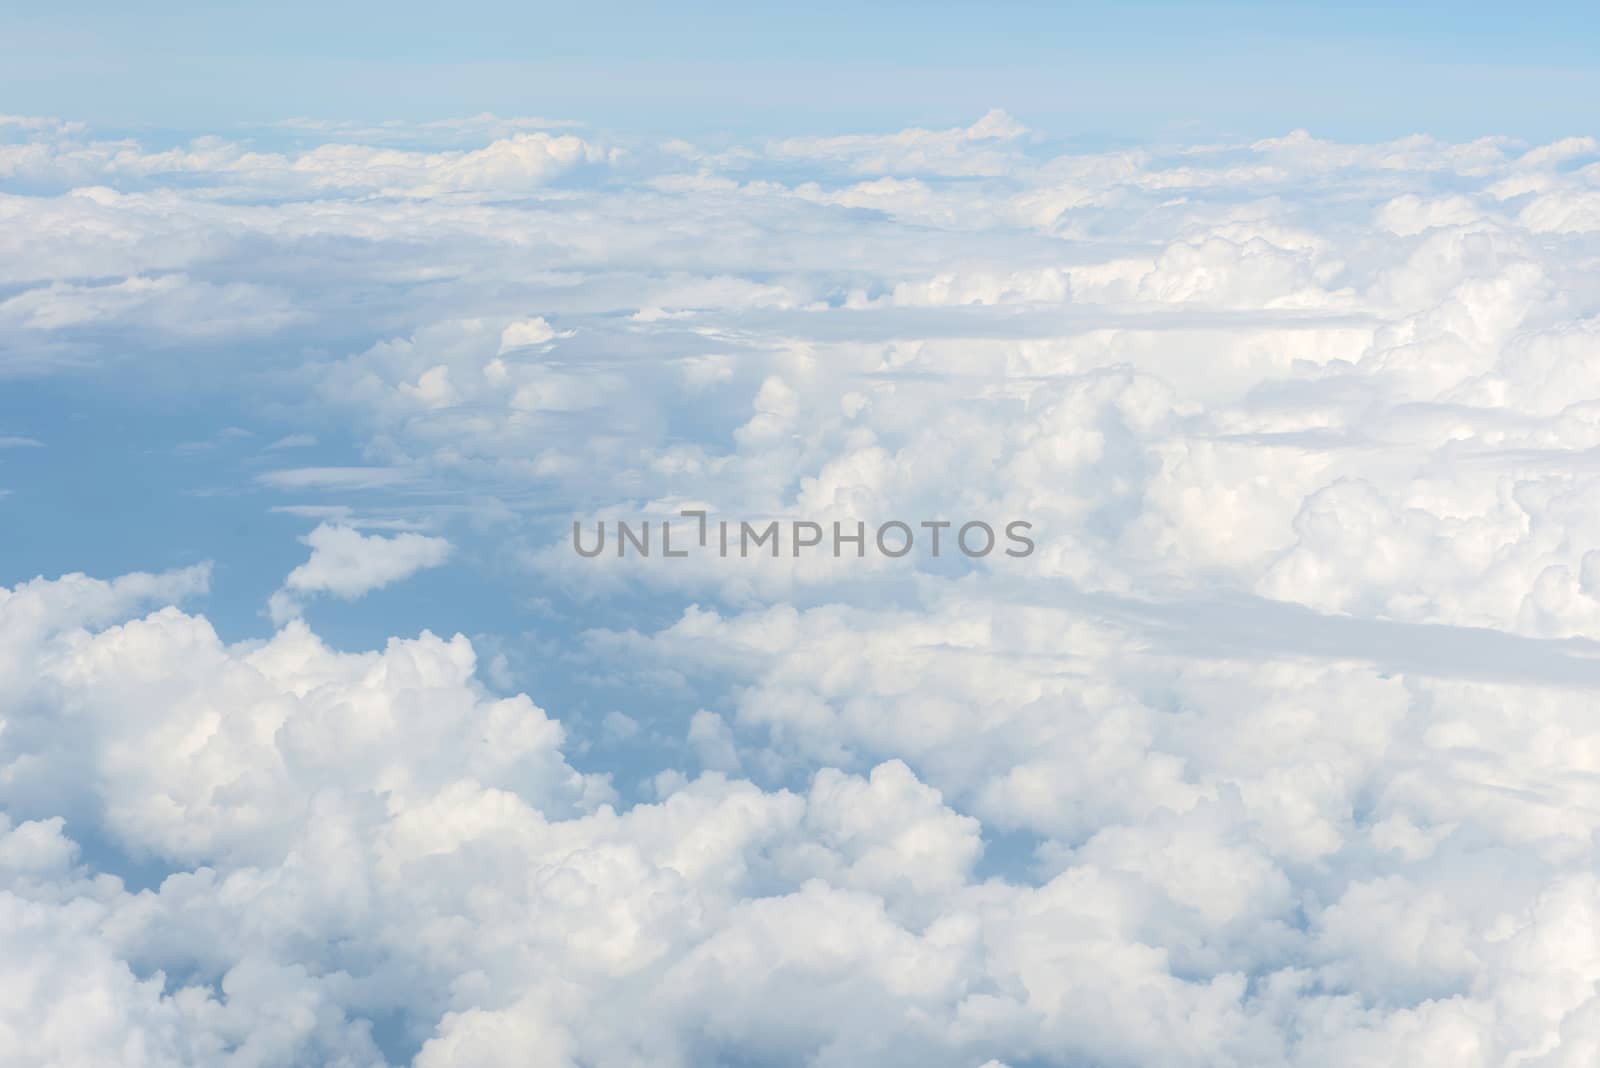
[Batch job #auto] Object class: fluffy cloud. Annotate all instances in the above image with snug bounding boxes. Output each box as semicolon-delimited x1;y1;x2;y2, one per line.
269;524;452;624
8;110;1600;1066
8;571;1600;1065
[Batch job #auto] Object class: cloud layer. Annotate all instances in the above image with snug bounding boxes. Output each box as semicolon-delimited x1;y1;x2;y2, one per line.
5;111;1600;1066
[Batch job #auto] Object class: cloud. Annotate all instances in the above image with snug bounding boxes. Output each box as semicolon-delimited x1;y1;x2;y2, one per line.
256;467;414;491
498;316;561;353
263;113;588;145
10;109;1600;1065
11;569;1600;1064
0;274;298;341
764;109;1029;176
0;129;613;196
268;522;451;623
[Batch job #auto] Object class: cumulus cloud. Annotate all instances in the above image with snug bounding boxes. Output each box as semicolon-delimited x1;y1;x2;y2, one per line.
7;571;1600;1065
269;523;451;623
9;108;1600;1066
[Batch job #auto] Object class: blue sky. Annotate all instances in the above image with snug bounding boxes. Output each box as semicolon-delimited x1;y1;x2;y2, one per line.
5;1;1599;141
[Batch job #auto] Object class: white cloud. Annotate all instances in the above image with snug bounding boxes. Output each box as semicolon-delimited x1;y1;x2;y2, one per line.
13;564;1600;1064
10;110;1600;1065
0;129;613;196
257;467;414;491
269;523;451;623
497;316;559;353
0;274;298;340
764;109;1029;176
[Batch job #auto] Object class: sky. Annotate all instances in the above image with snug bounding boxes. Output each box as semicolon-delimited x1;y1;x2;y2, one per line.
5;2;1600;141
7;8;1600;1068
